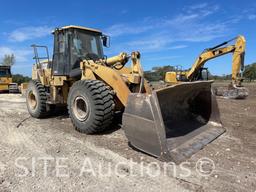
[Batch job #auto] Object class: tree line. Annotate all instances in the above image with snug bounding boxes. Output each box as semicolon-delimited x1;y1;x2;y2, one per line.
243;63;256;81
1;53;256;83
144;65;175;81
144;64;256;82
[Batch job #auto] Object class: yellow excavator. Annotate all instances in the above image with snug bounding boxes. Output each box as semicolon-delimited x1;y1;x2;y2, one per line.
0;65;19;93
165;36;248;99
26;25;225;163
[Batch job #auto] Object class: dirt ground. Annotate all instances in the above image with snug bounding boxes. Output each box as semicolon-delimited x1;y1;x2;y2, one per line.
0;83;255;192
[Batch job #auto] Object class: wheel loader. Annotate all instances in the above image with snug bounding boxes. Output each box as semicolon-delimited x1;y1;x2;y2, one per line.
0;65;19;93
26;25;225;163
165;36;248;99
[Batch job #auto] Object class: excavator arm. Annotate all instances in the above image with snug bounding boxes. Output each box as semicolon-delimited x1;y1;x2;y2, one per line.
231;36;246;86
186;35;246;87
165;35;248;99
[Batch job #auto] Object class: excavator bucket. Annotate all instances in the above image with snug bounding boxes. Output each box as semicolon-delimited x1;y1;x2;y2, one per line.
122;81;225;163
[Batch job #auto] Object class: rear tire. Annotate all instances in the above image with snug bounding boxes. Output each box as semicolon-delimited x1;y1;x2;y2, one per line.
26;80;47;118
68;80;115;134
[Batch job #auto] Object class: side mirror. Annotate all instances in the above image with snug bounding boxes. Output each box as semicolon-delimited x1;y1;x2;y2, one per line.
102;35;110;48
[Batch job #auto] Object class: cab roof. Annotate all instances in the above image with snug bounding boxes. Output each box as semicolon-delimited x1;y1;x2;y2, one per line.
0;65;11;69
53;25;102;34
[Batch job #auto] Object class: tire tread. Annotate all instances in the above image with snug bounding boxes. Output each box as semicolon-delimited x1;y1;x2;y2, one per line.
68;80;114;134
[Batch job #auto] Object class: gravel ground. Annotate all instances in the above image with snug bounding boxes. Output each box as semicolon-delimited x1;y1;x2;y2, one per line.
0;83;255;192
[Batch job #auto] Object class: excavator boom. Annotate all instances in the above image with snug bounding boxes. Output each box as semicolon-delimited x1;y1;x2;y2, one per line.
187;35;246;83
165;35;248;99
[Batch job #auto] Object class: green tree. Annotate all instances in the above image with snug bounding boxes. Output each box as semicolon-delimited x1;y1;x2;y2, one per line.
243;63;256;81
12;74;31;85
145;65;175;81
1;54;15;66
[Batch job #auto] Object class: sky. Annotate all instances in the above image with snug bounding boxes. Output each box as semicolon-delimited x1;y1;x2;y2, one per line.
0;0;256;77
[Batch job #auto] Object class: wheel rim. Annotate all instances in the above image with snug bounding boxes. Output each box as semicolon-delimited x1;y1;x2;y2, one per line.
28;90;37;110
73;96;90;121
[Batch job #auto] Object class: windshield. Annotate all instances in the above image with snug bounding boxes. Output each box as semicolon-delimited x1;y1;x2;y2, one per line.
0;68;11;77
72;31;104;61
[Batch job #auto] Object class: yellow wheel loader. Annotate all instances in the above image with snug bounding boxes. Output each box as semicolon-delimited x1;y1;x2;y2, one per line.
0;65;19;93
165;36;248;99
26;25;225;163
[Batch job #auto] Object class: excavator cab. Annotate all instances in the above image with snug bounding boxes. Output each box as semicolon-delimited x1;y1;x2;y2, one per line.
195;67;209;81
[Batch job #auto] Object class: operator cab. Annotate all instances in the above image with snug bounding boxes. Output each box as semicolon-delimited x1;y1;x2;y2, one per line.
32;25;110;78
52;25;109;77
174;65;187;81
0;66;11;77
195;67;209;81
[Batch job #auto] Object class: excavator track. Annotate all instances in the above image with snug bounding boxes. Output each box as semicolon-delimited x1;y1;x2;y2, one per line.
214;86;249;99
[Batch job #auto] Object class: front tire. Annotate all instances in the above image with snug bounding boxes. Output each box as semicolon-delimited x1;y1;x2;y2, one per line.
26;80;47;118
68;80;115;134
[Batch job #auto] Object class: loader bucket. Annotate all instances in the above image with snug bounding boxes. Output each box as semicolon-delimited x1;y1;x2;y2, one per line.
122;81;225;163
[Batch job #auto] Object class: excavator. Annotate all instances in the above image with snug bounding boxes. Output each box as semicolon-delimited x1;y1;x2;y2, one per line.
165;36;248;99
25;25;225;163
